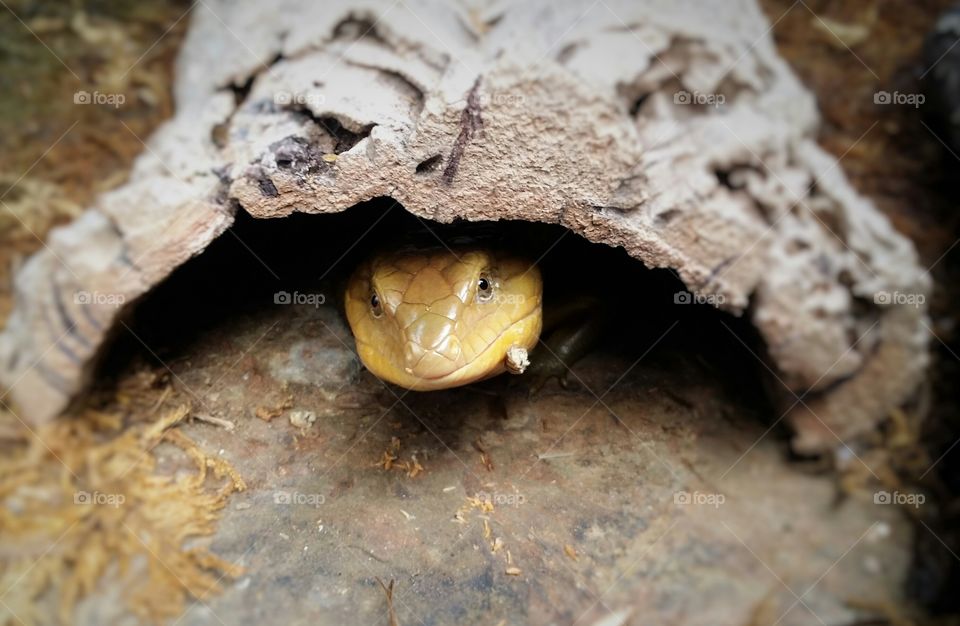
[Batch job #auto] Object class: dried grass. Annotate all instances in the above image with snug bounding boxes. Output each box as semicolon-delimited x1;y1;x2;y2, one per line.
0;398;245;624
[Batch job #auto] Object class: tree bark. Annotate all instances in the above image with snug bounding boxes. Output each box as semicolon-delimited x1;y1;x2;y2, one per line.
0;0;929;453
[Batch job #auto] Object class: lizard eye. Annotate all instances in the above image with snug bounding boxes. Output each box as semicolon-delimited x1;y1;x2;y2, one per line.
476;275;494;303
370;293;383;318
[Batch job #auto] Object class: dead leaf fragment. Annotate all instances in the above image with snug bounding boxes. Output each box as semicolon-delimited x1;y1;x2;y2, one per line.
811;15;871;48
255;395;293;421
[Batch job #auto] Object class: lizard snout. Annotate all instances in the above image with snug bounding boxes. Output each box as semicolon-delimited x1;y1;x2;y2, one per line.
401;313;463;380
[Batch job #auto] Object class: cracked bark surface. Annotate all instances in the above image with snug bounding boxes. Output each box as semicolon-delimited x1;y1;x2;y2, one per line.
0;0;930;453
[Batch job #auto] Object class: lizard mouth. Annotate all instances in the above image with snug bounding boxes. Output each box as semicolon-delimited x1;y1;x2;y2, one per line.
359;308;542;390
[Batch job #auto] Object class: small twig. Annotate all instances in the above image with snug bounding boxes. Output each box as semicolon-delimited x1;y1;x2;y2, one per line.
192;413;236;431
472;439;494;471
148;386;172;415
375;577;399;626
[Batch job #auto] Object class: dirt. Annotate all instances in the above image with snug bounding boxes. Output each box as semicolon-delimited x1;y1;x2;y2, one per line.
110;301;911;625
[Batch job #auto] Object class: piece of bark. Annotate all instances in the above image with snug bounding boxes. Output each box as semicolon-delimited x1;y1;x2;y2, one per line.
0;0;929;453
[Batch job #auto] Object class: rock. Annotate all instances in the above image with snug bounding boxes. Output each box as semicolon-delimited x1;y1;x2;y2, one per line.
288;410;316;429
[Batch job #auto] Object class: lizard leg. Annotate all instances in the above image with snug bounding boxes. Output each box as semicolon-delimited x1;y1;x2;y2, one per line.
524;295;608;395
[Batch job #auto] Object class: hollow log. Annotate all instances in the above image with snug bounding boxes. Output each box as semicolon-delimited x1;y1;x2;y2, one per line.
0;0;929;453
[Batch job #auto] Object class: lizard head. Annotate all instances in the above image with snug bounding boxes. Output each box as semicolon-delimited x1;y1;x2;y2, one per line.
345;248;542;390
